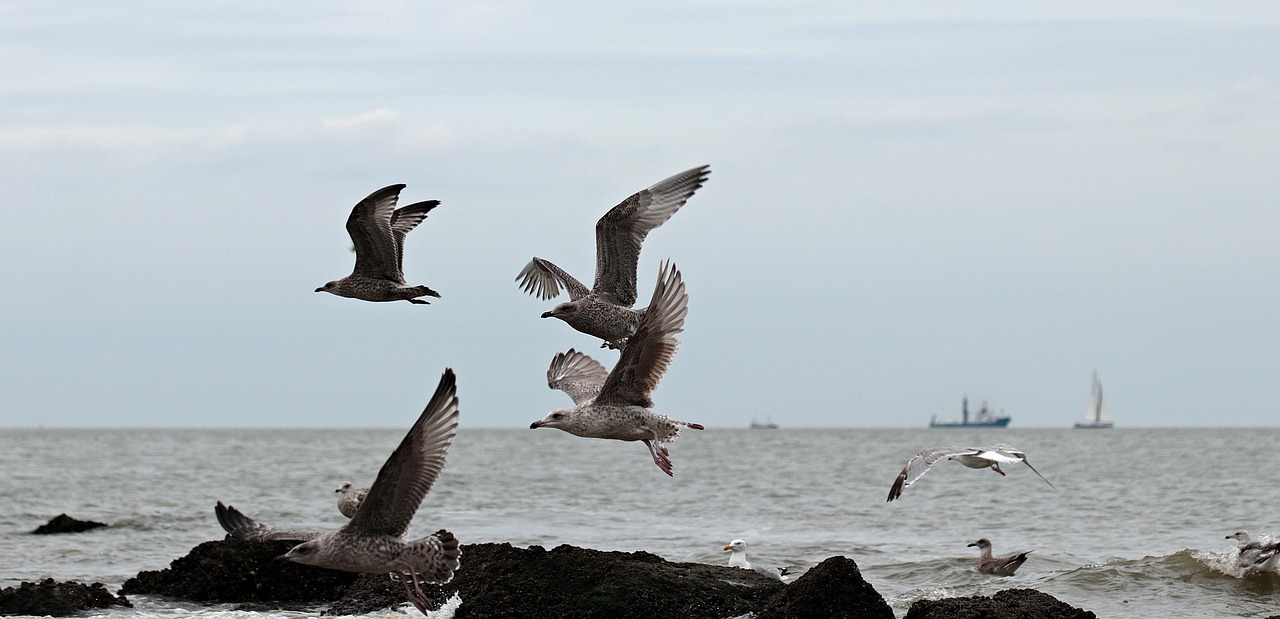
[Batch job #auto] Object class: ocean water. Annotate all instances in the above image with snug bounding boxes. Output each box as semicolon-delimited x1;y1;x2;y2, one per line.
1;427;1277;618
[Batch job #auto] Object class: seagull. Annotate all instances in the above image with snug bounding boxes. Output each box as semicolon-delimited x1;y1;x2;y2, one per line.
530;261;703;475
217;369;462;615
516;165;709;349
967;538;1031;576
723;539;790;582
335;481;368;519
886;444;1055;502
1226;530;1280;573
316;184;442;304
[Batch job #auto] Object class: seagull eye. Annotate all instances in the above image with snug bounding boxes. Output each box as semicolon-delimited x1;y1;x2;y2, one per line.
551;413;564;419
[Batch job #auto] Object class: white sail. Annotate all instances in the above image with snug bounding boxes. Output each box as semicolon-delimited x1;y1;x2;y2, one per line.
1077;371;1113;427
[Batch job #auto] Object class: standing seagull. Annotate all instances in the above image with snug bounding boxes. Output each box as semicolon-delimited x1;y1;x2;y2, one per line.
218;369;462;615
1226;530;1280;573
316;184;442;304
335;481;368;519
967;538;1031;576
530;261;703;475
886;444;1055;502
516;165;710;348
723;539;791;582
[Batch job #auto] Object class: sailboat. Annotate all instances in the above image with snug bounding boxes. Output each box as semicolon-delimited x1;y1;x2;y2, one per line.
1074;370;1114;429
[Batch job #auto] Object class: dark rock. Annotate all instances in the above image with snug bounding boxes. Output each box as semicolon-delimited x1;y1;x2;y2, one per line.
31;514;107;535
120;537;358;604
755;556;894;619
905;588;1097;619
0;578;130;617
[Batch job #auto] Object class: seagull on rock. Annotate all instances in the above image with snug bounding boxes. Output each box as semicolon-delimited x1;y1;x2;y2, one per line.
723;539;790;582
967;538;1031;576
316;184;442;304
516;165;709;349
886;444;1055;502
530;261;703;475
216;369;462;615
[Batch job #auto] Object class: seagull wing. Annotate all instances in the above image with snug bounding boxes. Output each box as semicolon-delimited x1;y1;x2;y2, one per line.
347;184;404;280
516;257;590;301
345;369;461;538
985;444;1056;489
547;348;608;405
593;165;709;307
389;200;439;277
214;501;322;542
886;446;979;502
596;261;687;407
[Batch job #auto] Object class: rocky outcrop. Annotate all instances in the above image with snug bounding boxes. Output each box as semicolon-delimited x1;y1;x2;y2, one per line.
121;537;1097;618
0;579;130;617
905;588;1097;619
30;514;107;535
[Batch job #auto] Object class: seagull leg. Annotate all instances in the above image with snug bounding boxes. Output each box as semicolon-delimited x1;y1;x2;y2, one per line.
991;463;1006;476
407;298;430;305
406;566;433;615
643;439;674;476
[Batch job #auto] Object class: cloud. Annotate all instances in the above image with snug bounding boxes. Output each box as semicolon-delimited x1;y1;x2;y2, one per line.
322;108;402;133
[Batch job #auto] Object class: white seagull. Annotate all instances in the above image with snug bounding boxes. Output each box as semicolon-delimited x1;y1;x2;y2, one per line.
723;539;790;582
886;444;1055;502
1226;530;1280;573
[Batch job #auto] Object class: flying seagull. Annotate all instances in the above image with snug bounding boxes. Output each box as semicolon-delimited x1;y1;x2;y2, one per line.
335;481;368;519
530;261;704;475
217;369;462;615
1226;530;1280;573
516;165;710;348
316;184;442;304
886;444;1055;502
967;538;1031;576
723;539;790;582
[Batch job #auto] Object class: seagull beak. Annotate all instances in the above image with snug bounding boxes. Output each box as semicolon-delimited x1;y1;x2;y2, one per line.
274;553;291;562
530;421;544;429
967;542;977;547
540;311;553;318
723;545;734;551
314;287;324;293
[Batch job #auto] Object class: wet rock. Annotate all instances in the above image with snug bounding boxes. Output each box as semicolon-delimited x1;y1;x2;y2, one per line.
0;578;130;617
30;514;107;535
905;588;1097;619
120;537;357;604
755;556;894;619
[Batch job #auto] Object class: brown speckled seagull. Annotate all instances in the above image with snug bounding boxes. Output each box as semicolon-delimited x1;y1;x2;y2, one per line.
530;261;703;475
216;369;462;615
516;165;709;348
335;481;368;518
967;538;1031;576
316;184;442;304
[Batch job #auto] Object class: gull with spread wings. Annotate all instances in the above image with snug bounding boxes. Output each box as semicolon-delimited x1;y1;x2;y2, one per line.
316;184;442;304
886;444;1055;502
516;165;709;349
215;369;461;615
530;261;703;475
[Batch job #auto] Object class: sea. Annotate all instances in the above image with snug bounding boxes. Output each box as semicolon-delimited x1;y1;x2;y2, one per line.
1;427;1277;619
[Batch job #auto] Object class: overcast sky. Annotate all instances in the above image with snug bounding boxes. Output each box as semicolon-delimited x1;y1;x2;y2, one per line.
1;1;1277;428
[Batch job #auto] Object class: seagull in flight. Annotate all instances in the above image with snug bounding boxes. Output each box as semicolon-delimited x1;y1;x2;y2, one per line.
316;184;442;304
886;444;1055;502
516;165;709;348
530;261;703;475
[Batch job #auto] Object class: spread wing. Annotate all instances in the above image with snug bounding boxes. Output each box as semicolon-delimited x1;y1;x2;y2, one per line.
980;444;1055;489
389;200;439;275
214;501;322;542
547;348;608;405
596;261;687;407
593;165;709;306
345;369;460;538
886;446;979;502
516;257;590;301
347;184;404;280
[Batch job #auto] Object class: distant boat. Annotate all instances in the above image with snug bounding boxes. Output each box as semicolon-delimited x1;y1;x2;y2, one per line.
750;416;779;429
1074;371;1114;429
929;397;1010;428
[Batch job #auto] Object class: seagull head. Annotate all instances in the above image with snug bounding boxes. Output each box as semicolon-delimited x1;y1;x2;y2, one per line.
530;409;573;431
967;538;992;549
335;481;355;494
541;301;578;321
1227;530;1251;542
315;281;338;295
724;539;747;553
277;540;323;566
